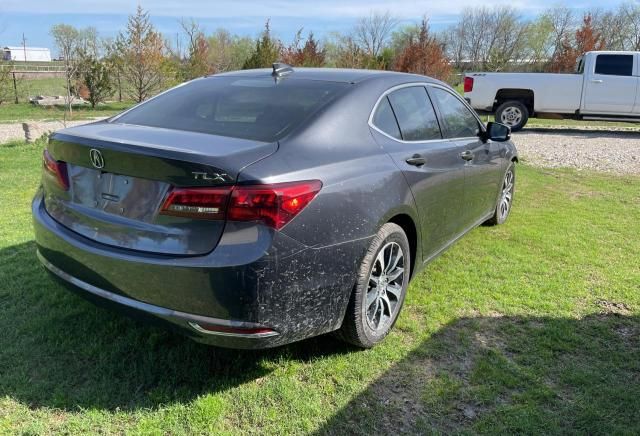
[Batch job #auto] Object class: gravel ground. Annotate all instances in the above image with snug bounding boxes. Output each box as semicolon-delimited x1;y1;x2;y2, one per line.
512;130;640;175
0;118;106;144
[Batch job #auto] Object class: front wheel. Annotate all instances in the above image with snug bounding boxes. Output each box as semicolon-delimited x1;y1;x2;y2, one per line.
337;223;410;348
495;100;529;132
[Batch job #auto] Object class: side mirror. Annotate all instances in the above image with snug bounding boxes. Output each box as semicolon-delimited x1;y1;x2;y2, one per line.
483;122;511;142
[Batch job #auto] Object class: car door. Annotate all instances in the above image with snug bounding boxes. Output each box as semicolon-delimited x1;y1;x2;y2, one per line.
582;53;637;114
369;84;467;261
428;85;504;231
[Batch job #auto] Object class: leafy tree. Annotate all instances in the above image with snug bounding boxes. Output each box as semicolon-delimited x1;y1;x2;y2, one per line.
243;20;280;69
549;13;604;73
180;19;211;79
280;30;325;67
393;19;451;81
118;6;166;102
81;58;113;108
207;29;254;72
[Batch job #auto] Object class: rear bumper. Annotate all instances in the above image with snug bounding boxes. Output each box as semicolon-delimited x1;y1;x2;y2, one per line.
33;190;369;348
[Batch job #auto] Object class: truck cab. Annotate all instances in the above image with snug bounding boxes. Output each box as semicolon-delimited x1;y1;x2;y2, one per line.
464;51;640;131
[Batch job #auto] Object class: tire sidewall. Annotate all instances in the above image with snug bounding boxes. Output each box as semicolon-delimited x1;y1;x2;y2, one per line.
497;101;528;132
355;224;410;345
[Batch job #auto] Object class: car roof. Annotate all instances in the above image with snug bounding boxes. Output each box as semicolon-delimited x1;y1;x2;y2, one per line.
212;67;443;85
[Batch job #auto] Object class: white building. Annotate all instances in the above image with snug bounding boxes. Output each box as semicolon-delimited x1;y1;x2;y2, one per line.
3;46;52;62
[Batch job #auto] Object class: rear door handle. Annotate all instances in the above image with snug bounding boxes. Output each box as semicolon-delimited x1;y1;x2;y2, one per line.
591;79;603;83
460;150;473;161
405;154;426;166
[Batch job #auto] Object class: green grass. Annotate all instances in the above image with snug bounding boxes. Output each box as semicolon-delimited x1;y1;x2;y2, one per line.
0;101;133;123
1;139;639;434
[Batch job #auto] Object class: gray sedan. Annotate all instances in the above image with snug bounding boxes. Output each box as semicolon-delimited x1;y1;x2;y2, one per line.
33;64;517;349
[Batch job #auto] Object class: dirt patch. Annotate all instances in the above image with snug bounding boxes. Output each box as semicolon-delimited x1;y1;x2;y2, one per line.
595;299;632;315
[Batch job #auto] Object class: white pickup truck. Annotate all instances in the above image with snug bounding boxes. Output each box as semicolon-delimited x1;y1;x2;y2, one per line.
464;51;640;131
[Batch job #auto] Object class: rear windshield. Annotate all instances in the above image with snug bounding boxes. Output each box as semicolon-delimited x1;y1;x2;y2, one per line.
113;77;349;142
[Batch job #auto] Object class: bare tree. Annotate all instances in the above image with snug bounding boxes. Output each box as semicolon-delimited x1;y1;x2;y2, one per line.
354;11;398;58
619;2;640;50
50;24;81;116
545;6;575;67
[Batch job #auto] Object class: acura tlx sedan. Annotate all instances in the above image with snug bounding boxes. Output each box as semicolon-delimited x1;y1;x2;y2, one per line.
33;64;517;349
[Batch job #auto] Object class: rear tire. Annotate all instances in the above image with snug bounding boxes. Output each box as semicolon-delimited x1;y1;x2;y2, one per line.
485;163;515;226
337;223;410;348
495;100;529;132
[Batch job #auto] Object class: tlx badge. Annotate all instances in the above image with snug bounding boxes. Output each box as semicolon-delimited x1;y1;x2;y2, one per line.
192;171;228;182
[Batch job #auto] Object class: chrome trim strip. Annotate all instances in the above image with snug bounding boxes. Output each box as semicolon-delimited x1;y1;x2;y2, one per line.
37;250;279;338
367;82;486;144
188;322;278;338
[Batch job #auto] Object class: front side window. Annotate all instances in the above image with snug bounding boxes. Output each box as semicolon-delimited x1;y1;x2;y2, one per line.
429;88;480;138
594;55;633;76
386;86;441;141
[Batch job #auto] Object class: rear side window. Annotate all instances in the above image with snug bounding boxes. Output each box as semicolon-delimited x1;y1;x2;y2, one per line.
429;88;480;138
386;86;441;141
372;97;401;139
595;55;633;76
114;77;348;142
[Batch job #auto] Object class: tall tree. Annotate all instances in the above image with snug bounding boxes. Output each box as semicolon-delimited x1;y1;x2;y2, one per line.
50;24;81;115
549;14;604;73
354;11;397;58
118;6;166;102
180;18;211;79
243;20;280;69
393;19;451;81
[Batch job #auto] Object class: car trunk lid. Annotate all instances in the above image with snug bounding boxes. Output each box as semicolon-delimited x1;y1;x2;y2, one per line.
42;121;277;256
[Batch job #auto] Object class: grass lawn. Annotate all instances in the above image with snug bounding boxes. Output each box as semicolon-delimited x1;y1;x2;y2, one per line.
0;140;639;434
0;101;133;123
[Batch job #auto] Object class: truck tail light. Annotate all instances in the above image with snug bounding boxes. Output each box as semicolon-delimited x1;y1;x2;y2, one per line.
43;149;69;190
160;180;322;229
464;76;474;93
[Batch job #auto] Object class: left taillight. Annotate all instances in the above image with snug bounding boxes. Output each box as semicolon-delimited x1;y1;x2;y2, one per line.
43;149;69;190
159;180;322;229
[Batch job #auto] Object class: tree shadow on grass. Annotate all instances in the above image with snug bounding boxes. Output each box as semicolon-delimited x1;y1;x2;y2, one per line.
318;311;640;435
0;241;354;411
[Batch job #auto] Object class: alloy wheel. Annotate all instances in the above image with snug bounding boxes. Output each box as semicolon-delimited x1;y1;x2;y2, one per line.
365;242;405;332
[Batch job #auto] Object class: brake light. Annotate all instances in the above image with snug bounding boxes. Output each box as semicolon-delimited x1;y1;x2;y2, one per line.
228;181;322;229
464;76;474;93
43;149;69;190
159;180;322;229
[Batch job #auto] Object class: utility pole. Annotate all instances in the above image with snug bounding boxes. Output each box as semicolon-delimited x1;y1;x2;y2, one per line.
22;33;27;62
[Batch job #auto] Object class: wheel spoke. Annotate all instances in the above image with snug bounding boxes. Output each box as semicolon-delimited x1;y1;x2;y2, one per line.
366;289;377;309
386;283;402;300
387;267;403;282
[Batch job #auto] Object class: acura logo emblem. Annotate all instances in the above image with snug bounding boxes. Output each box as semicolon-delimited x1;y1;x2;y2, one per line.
89;149;104;169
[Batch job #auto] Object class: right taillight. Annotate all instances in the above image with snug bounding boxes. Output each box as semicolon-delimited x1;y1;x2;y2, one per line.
43;149;69;190
159;180;322;229
464;76;474;93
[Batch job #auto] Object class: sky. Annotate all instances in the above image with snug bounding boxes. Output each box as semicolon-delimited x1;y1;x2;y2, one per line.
0;0;635;56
